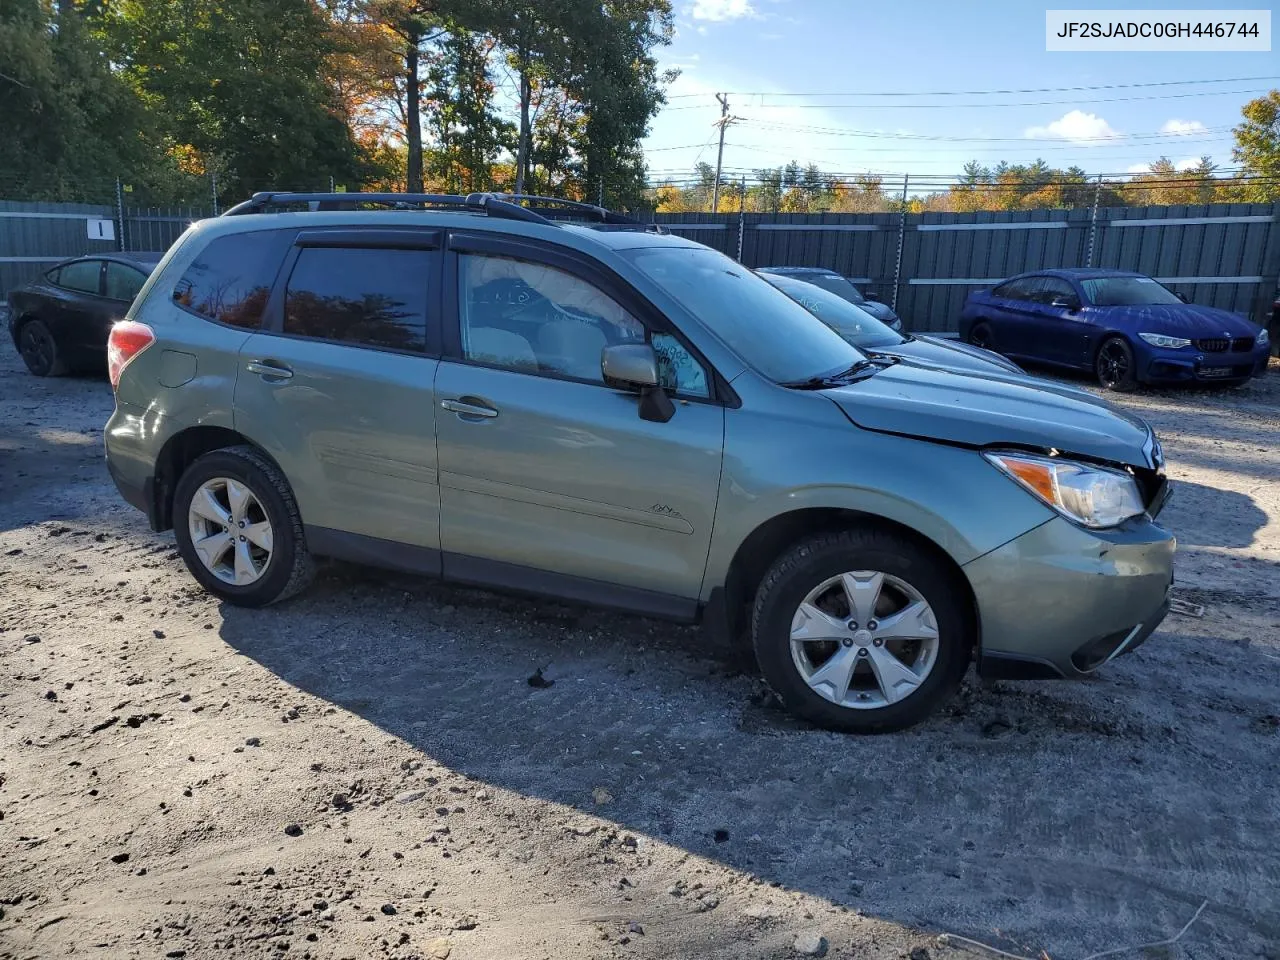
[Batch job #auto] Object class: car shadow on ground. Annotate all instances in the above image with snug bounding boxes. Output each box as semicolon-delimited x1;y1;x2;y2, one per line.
213;561;1280;955
1164;479;1270;549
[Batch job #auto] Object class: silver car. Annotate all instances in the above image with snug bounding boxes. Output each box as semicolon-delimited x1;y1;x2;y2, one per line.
103;191;1175;733
758;270;1026;377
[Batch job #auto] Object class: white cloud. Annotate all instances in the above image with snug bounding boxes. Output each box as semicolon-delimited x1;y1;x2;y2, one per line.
1126;157;1205;174
1025;110;1120;143
1160;119;1207;136
690;0;755;21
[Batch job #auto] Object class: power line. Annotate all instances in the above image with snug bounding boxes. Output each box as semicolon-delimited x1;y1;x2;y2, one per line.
663;74;1280;99
662;86;1273;111
732;121;1235;143
715;141;1230;159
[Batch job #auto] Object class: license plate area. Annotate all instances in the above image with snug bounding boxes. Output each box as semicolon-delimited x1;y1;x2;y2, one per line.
1199;366;1234;379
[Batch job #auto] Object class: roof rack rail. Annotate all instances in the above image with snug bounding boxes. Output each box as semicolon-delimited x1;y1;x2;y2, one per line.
220;191;553;225
219;190;659;231
466;193;642;225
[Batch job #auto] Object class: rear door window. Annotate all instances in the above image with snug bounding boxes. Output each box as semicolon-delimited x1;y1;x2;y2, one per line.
284;247;431;353
1036;277;1077;304
993;278;1036;301
1013;277;1045;302
173;230;293;329
104;262;147;301
57;260;103;295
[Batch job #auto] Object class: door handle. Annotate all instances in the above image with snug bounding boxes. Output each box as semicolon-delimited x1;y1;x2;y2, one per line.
441;398;498;419
246;360;293;380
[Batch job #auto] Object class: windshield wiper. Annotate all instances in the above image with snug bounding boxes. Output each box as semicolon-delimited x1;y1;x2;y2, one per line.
782;355;898;389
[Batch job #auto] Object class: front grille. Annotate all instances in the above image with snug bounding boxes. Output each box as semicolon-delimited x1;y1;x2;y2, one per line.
1232;337;1255;352
1132;466;1166;511
1195;338;1229;352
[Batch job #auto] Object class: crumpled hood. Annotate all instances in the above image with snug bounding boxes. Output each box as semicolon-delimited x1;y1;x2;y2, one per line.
1107;302;1259;337
825;362;1156;466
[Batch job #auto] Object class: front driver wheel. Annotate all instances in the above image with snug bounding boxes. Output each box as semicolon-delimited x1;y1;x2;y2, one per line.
1095;336;1136;391
173;445;314;607
751;529;972;733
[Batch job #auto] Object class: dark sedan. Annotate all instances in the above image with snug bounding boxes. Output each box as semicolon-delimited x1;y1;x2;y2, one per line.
759;271;1024;376
756;266;904;331
7;252;164;376
959;268;1270;390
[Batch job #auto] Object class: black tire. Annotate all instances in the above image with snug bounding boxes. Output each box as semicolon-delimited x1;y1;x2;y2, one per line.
967;321;995;352
1095;335;1136;391
16;318;67;377
750;528;972;733
173;445;314;607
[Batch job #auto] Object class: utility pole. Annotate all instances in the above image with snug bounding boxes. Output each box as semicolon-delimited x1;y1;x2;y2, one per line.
891;174;909;311
1086;173;1103;268
711;93;732;214
736;175;746;261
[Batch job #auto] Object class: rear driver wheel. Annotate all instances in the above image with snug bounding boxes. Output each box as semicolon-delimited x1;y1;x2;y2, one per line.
968;322;994;352
17;319;67;377
173;445;314;607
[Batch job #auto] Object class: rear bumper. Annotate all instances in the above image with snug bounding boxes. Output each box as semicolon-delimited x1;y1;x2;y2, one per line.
105;400;160;527
107;455;151;516
966;515;1176;680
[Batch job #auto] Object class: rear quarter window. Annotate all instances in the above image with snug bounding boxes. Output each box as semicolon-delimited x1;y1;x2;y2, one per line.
172;230;293;329
283;247;430;353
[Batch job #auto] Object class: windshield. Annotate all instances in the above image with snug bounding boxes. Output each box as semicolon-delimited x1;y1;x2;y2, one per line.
759;274;904;349
624;248;866;383
1082;275;1184;306
792;272;867;304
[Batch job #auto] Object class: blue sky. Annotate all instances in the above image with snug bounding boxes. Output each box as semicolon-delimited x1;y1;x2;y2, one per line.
643;0;1278;186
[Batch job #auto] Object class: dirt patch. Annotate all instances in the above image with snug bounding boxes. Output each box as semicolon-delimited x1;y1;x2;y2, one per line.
1;344;1278;960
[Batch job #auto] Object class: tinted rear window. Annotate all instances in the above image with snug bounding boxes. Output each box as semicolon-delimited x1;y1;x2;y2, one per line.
801;273;866;303
173;230;292;328
57;259;103;295
283;247;430;353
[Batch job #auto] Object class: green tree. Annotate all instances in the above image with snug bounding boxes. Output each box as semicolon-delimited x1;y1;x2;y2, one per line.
1231;89;1280;201
424;25;512;192
0;0;165;200
566;0;675;207
1125;156;1219;206
108;0;367;201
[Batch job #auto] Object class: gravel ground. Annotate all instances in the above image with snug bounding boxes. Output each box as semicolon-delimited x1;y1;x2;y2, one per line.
2;336;1278;960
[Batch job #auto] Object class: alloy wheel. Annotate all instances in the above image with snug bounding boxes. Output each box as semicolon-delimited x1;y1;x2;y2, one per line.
789;570;939;709
19;324;54;375
1097;341;1130;387
186;477;274;585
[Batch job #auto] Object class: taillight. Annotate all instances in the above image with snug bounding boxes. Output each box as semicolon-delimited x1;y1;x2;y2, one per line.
107;320;155;390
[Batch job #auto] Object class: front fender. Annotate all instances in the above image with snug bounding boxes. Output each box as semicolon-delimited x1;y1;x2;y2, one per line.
700;380;1055;601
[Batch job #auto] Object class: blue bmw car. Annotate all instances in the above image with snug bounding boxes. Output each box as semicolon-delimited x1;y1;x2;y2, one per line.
959;268;1271;390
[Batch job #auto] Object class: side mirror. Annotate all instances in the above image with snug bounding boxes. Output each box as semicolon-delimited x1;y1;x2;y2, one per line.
1176;292;1189;303
601;343;674;423
863;291;881;302
1050;295;1081;312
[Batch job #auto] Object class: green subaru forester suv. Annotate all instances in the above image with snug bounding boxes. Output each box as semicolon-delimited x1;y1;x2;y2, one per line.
104;193;1175;732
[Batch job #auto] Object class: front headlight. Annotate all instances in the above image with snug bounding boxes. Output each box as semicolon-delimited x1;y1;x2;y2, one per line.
1259;328;1270;346
1138;332;1191;349
984;452;1145;528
